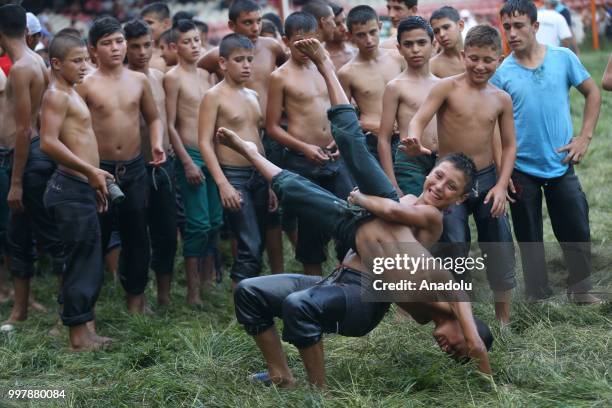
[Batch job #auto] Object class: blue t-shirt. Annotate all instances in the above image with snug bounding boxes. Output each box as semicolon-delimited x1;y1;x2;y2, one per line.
491;46;589;178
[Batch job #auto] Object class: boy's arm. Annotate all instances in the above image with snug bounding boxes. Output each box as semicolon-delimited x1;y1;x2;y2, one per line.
377;83;402;195
348;189;439;229
603;56;612;91
337;67;353;103
272;40;288;66
557;77;601;164
140;76;165;166
7;67;33;213
164;73;203;185
265;73;329;165
484;93;516;217
39;90;112;208
197;47;223;78
197;93;242;211
402;80;450;155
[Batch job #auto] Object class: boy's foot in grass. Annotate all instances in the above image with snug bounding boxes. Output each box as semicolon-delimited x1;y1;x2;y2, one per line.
90;332;114;346
48;318;63;337
68;325;104;352
29;298;48;313
126;294;146;314
216;127;258;157
248;371;296;389
568;293;602;305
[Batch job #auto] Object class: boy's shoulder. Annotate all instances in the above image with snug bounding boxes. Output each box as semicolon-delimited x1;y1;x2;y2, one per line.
271;60;293;80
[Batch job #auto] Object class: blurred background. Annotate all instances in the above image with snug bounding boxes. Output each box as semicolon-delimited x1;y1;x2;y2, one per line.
10;0;612;49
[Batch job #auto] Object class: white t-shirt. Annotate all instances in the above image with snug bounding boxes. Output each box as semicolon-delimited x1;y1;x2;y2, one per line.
536;9;572;47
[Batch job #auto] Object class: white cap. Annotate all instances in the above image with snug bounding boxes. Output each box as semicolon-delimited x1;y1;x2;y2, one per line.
460;9;471;19
26;12;42;35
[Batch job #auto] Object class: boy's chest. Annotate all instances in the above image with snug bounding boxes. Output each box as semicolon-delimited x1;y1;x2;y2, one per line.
87;82;141;114
285;75;327;102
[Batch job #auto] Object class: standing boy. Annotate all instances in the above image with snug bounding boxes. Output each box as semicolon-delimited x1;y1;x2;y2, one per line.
125;19;177;306
338;5;404;162
325;2;355;71
199;34;276;287
165;20;222;306
141;2;172;72
404;25;517;323
41;34;114;350
378;17;438;197
493;0;601;303
78;16;165;314
1;4;64;326
429;6;465;78
267;12;354;276
381;0;418;49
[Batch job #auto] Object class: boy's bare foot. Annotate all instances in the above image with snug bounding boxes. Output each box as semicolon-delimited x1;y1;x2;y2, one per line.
187;290;203;307
569;293;602;305
5;308;27;324
90;332;114;346
216;127;257;156
294;38;327;65
48;318;63;337
126;294;145;314
69;325;103;352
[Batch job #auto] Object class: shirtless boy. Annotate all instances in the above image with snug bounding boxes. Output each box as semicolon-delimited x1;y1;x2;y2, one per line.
325;1;355;71
0;61;9;302
165;20;221;306
78;16;165;314
141;2;172;72
267;12;354;276
125;19;176;306
199;34;276;287
380;0;418;49
378;17;438;197
301;0;336;46
404;25;517;323
198;0;287;275
1;4;65;326
225;38;492;387
159;28;178;68
40;34;114;350
338;5;404;162
430;6;465;78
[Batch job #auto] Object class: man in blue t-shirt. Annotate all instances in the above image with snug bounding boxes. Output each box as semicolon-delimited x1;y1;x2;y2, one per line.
492;0;601;303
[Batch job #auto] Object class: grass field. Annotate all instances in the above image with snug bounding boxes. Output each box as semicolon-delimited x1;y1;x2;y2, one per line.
1;51;611;408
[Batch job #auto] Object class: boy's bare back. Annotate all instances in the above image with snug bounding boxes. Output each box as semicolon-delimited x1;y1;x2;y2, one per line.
338;49;403;133
0;67;10;148
270;59;332;147
164;65;211;148
78;68;151;161
208;82;264;167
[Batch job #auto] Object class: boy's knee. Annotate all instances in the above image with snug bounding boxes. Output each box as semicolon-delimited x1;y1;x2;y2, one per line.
281;292;322;348
234;278;275;336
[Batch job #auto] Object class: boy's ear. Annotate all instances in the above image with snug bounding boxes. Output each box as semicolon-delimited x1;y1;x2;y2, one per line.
228;20;236;32
50;57;61;72
282;35;290;47
169;42;177;52
218;55;227;71
460;49;465;59
457;19;465;31
410;6;418;15
162;18;171;30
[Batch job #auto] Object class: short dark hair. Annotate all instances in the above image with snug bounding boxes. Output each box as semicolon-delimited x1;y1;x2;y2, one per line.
302;0;333;23
159;27;178;45
500;0;538;24
173;19;197;35
263;12;283;35
397;15;433;43
229;0;261;22
437;152;476;194
219;33;254;58
284;11;318;39
464;25;501;53
328;1;344;17
474;316;494;351
346;5;378;33
193;19;208;34
387;0;417;8
172;11;194;26
141;2;170;21
89;16;123;47
430;6;460;23
261;19;278;37
0;4;26;38
124;19;151;41
56;27;82;39
49;33;85;61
